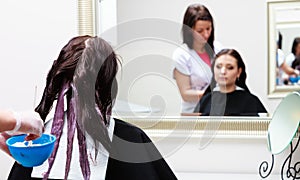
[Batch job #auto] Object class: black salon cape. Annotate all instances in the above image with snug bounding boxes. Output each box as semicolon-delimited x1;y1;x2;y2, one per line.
194;90;267;116
8;119;177;180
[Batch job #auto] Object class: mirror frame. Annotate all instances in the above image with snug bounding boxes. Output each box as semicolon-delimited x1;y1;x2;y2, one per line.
267;0;300;98
121;116;271;139
77;0;271;139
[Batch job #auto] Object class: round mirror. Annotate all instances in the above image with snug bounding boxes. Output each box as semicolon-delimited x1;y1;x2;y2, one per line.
268;91;300;154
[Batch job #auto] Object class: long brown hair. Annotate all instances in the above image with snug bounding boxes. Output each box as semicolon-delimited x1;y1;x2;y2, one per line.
35;36;119;179
182;4;215;56
36;35;91;120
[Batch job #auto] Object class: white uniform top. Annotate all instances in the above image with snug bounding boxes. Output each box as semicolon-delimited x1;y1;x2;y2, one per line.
173;42;222;113
285;53;295;67
277;49;286;84
277;49;285;67
32;117;115;180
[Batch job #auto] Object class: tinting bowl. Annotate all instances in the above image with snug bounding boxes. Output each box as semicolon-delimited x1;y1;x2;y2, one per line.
6;133;56;167
289;76;299;84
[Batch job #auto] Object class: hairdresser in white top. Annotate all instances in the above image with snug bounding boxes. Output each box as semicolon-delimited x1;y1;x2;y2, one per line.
173;3;222;113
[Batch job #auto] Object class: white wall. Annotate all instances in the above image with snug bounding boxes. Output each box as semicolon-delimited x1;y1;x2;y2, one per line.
115;0;282;115
0;0;77;179
152;132;299;179
0;0;77;111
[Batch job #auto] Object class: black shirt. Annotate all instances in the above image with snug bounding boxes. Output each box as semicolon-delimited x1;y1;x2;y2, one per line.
195;90;267;116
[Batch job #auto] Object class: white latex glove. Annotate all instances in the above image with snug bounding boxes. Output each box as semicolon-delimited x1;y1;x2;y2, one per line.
0;132;11;155
7;111;44;139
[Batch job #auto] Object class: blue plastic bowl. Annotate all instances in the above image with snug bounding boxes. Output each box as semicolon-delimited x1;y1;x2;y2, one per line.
6;134;56;167
289;76;299;83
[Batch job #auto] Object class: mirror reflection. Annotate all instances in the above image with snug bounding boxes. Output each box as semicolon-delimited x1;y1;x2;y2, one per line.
95;0;300;115
268;1;300;97
98;1;271;116
276;5;300;85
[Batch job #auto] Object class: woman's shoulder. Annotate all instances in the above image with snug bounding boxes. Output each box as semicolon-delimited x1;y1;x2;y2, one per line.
196;92;212;111
286;53;295;60
234;90;265;106
233;90;258;99
230;90;267;113
173;44;193;59
202;91;213;100
113;118;150;142
114;118;143;132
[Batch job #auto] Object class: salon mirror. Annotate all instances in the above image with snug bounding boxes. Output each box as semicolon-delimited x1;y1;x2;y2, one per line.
79;0;271;116
76;0;276;139
267;91;300;154
268;0;300;98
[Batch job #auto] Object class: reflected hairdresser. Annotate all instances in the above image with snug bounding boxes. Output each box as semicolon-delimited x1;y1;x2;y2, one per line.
173;4;222;114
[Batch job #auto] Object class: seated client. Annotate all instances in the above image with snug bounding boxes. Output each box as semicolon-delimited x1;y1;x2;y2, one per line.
194;49;267;116
8;36;177;180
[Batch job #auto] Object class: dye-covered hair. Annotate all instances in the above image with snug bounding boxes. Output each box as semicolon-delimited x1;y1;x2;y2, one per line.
182;4;215;56
203;48;249;96
35;35;91;120
35;36;119;179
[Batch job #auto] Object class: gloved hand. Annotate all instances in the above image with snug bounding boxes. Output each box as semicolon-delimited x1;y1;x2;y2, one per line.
0;132;11;155
6;111;44;140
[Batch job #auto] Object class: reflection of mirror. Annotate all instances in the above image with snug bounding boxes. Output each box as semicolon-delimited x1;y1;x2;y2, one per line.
268;0;300;97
